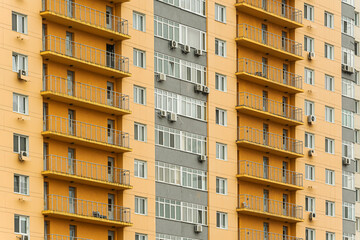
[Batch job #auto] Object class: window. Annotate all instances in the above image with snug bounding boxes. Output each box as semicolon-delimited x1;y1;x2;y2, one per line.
304;4;314;21
305;164;315;181
305;100;315;116
13;93;29;115
156;234;198;240
343;233;355;240
135;196;147;215
305;196;315;212
356;159;360;173
215;73;227;92
14;174;29;195
306;228;315;240
216;212;228;229
305;132;315;149
342;110;354;129
342;48;354;67
324;12;334;28
342;0;354;6
216;177;227;195
343;141;354;158
325;201;335;217
325;138;335;154
342;16;354;37
343;170;354;190
342;79;354;98
134;123;147;142
135;233;147;240
134;85;146;105
215;39;226;57
356;188;360;202
157;0;206;16
12;52;28;73
325;106;334;123
12;12;27;34
133;11;145;32
13;134;28;154
216;108;227;126
326;232;335;240
355;42;359;56
325;43;334;60
215;4;226;23
326;169;335;185
304;36;314;52
343;202;355;221
357;218;360;231
133;49;146;68
14;215;29;235
325;75;334;91
355;12;359;26
134;159;147;179
305;68;314;85
216;143;227;160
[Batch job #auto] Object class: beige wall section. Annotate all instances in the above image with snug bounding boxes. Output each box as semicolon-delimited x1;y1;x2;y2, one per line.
0;0;44;240
295;0;343;239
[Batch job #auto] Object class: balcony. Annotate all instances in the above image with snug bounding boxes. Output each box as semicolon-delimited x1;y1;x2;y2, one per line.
237;58;303;93
46;234;91;240
43;194;132;227
42;35;130;78
42;115;131;153
235;0;303;29
41;0;130;41
237;194;303;222
237;126;303;158
237;160;303;190
239;228;303;240
42;75;130;115
236;24;303;61
236;92;303;126
43;155;131;190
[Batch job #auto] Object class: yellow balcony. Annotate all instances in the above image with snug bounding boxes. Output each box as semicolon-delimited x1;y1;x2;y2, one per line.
236;24;303;61
235;0;303;29
237;92;303;126
43;155;132;190
41;0;130;41
237;160;303;190
46;234;91;240
239;228;303;240
237;126;303;158
43;194;132;227
42;115;131;153
42;35;131;78
42;75;131;115
237;58;303;94
237;194;303;222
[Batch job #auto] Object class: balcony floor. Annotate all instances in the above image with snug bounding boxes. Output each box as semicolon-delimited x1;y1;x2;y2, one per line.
42;210;132;227
236;174;304;191
235;38;303;61
42;171;132;190
42;131;132;153
235;3;303;29
41;51;131;78
236;140;303;158
40;11;130;41
236;106;303;126
41;91;131;116
236;207;303;223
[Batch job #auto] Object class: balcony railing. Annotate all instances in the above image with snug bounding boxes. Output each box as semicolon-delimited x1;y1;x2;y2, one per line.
45;234;91;240
237;126;303;155
236;0;302;25
44;154;130;186
237;58;303;90
239;228;303;240
42;35;129;74
45;194;131;223
238;194;303;220
238;160;303;187
42;75;130;112
43;115;130;149
41;0;128;36
237;92;302;123
237;24;302;57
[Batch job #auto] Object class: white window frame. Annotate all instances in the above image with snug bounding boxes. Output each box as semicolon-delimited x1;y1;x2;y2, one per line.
343;233;355;240
343;202;355;221
215;73;227;92
14;174;29;195
133;49;146;68
305;164;315;181
305;132;315;149
216;177;227;195
135;233;148;240
12;12;27;34
14;214;29;235
355;12;359;26
133;11;145;32
342;79;354;98
134;123;147;142
343;170;355;190
342;16;355;37
342;48;354;67
134;85;146;105
342;110;354;129
12;52;28;74
305;100;315;116
324;12;334;29
325;106;334;123
342;0;354;6
304;36;314;52
215;39;226;57
215;3;226;23
356;188;360;202
325;201;335;217
325;169;335;185
13;133;29;155
305;196;315;213
343;141;354;158
326;232;335;240
325;75;334;91
325;138;335;154
216;143;227;161
325;43;334;60
134;159;147;179
216;211;228;229
306;228;315;240
13;93;29;115
215;108;227;126
156;0;206;16
305;68;314;85
356;218;360;231
304;4;314;21
135;196;147;215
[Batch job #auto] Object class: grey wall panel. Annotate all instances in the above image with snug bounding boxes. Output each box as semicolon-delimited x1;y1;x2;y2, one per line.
156;218;208;239
342;96;356;112
155;114;207;136
342;2;355;19
342;127;355;142
343;160;356;172
343;220;356;234
156;182;207;205
343;189;356;203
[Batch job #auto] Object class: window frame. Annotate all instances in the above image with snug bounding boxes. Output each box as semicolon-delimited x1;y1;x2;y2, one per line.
12;12;28;34
216;177;227;195
133;85;146;105
12;52;28;74
325;169;335;186
325;75;334;91
135;196;148;215
215;108;227;126
305;196;315;213
325;138;335;154
14;214;29;235
304;68;314;85
134;122;147;142
215;3;226;23
133;48;146;68
216;211;228;229
13;133;29;155
14;174;29;195
133;11;145;32
215;73;227;92
304;4;314;21
216;142;227;161
324;11;334;29
13;93;29;115
305;132;315;149
215;38;226;57
134;159;147;179
305;164;315;181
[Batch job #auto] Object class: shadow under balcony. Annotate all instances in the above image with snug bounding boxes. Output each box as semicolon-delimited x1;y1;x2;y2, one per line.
43;155;132;190
43;194;132;227
41;0;130;41
236;92;303;126
235;0;303;29
239;228;303;240
42;115;131;153
237;194;303;222
41;35;131;78
236;24;303;61
236;58;303;94
237;160;303;190
41;75;131;115
237;126;303;158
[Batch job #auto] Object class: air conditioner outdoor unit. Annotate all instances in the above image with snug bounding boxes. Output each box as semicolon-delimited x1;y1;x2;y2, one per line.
18;151;29;162
195;49;202;56
194;224;203;233
308;149;315;157
18;70;29;82
343;157;351;165
168;113;178;122
203;86;210;94
194;84;203;92
348;66;355;73
342;64;354;73
182;45;191;53
307;115;316;124
309;212;316;221
169;40;178;49
198;155;207;162
157;73;166;82
159;110;167;118
308;52;315;60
